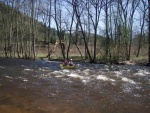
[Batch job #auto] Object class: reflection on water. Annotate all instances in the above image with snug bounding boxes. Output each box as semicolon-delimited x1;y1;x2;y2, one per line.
0;58;150;113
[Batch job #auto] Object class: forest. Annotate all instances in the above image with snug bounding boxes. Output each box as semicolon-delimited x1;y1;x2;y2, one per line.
0;0;150;65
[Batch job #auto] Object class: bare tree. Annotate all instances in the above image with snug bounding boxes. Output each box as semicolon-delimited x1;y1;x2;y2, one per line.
147;0;150;65
54;0;66;59
128;0;140;60
104;0;110;60
87;0;103;62
136;0;147;57
65;0;84;61
47;0;52;60
64;1;75;60
72;0;93;62
31;0;36;59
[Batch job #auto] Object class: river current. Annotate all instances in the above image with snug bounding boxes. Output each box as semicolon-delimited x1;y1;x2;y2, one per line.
0;58;150;113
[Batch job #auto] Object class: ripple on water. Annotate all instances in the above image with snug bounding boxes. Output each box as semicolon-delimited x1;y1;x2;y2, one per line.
0;66;5;68
18;77;28;82
122;84;133;93
50;71;64;76
23;68;34;71
83;69;94;75
67;73;84;79
62;69;70;73
121;77;136;84
5;75;12;79
82;78;91;85
96;75;115;82
134;69;150;76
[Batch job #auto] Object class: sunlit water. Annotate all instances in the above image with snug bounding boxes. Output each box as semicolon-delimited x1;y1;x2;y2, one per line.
0;58;150;113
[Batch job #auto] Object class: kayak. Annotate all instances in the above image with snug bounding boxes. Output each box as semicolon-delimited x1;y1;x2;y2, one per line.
60;64;76;69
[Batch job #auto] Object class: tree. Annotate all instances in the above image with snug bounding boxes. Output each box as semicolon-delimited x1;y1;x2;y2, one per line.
136;0;146;57
73;0;93;62
128;0;140;60
64;1;75;60
31;0;36;60
147;0;150;65
47;0;52;60
65;0;84;61
54;0;66;59
87;0;103;62
104;0;110;60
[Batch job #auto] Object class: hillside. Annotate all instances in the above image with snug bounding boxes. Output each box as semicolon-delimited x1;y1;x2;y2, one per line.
0;2;58;59
0;2;56;43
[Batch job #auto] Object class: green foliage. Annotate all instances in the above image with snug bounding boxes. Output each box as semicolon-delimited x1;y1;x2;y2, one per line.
50;35;56;44
119;25;131;44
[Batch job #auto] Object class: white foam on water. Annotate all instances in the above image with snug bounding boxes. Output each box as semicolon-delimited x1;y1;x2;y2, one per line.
134;94;141;97
83;69;94;75
0;66;5;68
62;69;70;73
5;75;12;79
23;69;33;71
97;75;115;82
83;69;90;75
82;77;91;85
114;71;122;75
48;72;58;76
104;68;109;72
76;64;81;67
134;72;145;76
134;69;150;76
38;68;47;71
123;86;132;93
121;77;136;84
82;80;88;85
67;73;84;79
23;79;28;82
55;75;63;78
135;86;142;90
96;75;108;81
19;77;28;82
52;71;64;74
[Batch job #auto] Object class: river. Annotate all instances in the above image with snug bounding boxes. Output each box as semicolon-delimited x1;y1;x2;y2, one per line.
0;58;150;113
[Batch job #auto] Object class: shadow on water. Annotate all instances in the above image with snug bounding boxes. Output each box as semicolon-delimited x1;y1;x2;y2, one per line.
0;58;150;113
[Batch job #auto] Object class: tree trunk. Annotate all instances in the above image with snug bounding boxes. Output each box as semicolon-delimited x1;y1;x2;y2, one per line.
54;0;65;59
105;0;109;59
31;0;35;60
48;0;52;60
66;8;75;60
75;10;92;62
147;0;150;65
136;6;145;57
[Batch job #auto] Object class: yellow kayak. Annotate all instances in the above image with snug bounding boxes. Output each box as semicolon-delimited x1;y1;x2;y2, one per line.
60;64;76;69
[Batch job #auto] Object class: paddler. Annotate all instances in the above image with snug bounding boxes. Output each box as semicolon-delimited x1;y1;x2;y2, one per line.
69;59;74;66
63;59;68;66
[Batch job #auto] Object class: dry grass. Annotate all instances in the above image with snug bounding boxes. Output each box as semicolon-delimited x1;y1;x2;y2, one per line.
0;42;148;64
36;44;148;64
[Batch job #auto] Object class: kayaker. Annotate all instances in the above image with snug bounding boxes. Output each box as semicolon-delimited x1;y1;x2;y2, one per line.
63;59;68;66
69;59;74;66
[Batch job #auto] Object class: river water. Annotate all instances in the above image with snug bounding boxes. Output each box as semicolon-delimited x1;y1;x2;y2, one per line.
0;58;149;113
